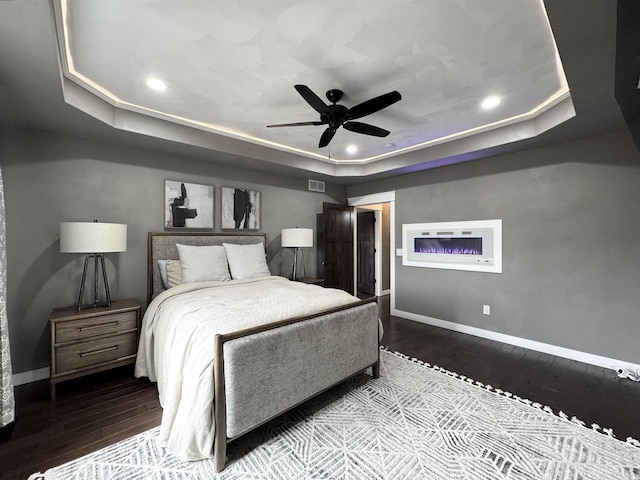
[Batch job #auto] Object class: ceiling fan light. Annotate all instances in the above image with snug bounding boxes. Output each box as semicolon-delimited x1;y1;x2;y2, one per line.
481;95;501;110
146;78;168;92
346;144;358;154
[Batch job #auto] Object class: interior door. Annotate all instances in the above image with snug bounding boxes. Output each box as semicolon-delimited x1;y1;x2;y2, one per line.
357;211;376;296
322;202;354;293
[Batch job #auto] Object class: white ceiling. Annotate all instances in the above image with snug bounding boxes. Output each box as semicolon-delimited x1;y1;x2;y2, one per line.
0;1;627;182
53;0;574;176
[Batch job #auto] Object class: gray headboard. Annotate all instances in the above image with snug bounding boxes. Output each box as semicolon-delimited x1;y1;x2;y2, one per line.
147;232;267;305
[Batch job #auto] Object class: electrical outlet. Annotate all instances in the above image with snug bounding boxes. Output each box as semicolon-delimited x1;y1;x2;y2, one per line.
483;305;491;315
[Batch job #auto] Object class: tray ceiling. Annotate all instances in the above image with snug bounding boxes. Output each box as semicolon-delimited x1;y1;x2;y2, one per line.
54;0;573;177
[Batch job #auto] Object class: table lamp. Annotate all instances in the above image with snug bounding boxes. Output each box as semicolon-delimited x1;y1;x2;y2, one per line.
281;227;313;281
60;220;127;310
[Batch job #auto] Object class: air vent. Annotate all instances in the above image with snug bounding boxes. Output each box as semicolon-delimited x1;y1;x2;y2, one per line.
308;179;325;193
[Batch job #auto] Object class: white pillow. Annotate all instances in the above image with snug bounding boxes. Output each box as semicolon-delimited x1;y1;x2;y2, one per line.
176;244;231;283
223;242;271;280
157;260;170;289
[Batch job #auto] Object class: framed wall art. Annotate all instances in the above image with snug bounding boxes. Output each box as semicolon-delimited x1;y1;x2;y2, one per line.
164;180;214;229
221;186;260;230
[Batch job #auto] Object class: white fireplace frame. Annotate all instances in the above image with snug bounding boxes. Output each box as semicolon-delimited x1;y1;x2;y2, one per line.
402;219;502;273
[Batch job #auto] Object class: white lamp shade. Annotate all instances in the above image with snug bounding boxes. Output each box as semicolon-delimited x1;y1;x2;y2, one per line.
60;222;127;253
281;228;313;248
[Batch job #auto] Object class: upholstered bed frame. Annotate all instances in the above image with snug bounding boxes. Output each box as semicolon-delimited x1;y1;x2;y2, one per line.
146;232;380;472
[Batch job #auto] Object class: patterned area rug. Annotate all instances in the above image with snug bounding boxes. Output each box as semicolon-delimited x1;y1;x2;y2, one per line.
31;350;640;479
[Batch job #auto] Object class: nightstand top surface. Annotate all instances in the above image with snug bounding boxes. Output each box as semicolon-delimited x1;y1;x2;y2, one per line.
51;298;140;321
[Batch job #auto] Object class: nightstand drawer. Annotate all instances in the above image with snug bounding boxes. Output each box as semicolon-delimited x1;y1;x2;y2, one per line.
55;332;138;374
55;311;137;343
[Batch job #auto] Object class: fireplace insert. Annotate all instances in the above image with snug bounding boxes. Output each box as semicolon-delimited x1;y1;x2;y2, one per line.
402;220;502;273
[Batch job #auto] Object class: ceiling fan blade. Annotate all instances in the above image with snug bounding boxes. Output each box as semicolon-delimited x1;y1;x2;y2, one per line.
343;121;390;137
346;91;402;120
294;85;328;114
266;121;325;128
319;127;338;148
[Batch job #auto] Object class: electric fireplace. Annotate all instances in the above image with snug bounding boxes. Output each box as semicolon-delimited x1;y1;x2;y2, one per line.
401;219;502;273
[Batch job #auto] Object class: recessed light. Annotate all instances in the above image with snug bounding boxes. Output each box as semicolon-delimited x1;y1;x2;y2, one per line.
481;95;501;110
146;78;168;92
346;144;358;154
384;142;396;148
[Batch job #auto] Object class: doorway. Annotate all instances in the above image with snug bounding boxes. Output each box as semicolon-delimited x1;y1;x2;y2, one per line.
357;210;376;296
349;191;395;303
322;193;395;302
354;203;391;298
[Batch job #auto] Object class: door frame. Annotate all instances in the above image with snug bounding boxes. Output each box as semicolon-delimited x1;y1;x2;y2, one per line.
348;191;395;307
355;207;382;296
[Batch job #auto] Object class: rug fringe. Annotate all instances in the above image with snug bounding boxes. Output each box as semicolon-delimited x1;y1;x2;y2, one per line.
379;346;640;449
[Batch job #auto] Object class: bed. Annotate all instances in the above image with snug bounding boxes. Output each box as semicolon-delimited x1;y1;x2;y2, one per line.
135;232;380;472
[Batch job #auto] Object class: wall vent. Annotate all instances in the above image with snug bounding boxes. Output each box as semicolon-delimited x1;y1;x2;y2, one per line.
308;179;325;193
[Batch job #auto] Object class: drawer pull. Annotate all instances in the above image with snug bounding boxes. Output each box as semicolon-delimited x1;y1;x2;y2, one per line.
79;345;119;357
79;321;118;331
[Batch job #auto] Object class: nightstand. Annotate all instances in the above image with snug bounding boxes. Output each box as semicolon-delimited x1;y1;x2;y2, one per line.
297;277;325;287
49;299;141;400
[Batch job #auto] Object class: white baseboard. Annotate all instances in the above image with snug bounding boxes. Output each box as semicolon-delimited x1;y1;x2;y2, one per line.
12;367;50;386
393;308;640;373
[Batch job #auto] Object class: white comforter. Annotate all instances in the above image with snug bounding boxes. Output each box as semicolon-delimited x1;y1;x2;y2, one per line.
134;276;361;461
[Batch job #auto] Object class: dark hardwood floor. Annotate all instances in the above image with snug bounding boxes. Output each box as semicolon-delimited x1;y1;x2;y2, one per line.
0;369;161;480
378;296;640;444
2;295;639;479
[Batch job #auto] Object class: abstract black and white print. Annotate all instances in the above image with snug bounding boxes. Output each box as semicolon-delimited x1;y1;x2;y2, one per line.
221;187;260;230
164;180;214;229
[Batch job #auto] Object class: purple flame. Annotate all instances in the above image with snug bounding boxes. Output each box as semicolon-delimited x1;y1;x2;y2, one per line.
414;237;482;256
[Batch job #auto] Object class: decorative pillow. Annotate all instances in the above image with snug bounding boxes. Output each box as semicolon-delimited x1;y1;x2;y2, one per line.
157;260;170;289
176;244;231;283
223;242;271;280
165;259;183;287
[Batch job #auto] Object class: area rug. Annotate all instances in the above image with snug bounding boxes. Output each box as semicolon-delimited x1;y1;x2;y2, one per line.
30;350;640;479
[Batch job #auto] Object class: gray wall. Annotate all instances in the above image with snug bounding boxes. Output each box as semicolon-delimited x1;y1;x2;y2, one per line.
348;130;640;364
1;125;346;374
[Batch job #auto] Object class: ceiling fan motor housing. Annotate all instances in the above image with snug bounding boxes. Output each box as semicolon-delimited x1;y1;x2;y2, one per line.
326;89;344;104
321;104;349;127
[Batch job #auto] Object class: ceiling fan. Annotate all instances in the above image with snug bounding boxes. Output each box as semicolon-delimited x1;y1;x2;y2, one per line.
267;85;402;148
